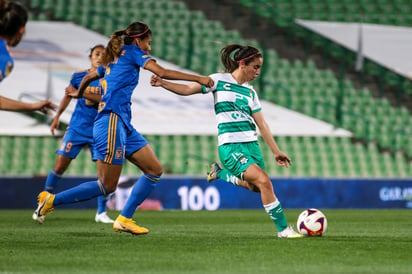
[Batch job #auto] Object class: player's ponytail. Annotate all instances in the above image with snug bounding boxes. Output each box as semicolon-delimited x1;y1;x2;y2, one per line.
101;21;151;66
101;30;125;65
221;44;261;73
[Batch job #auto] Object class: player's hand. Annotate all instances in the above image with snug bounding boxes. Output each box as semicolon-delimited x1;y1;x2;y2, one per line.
150;74;163;87
275;151;292;168
31;99;56;115
65;85;80;98
199;76;214;88
50;116;60;137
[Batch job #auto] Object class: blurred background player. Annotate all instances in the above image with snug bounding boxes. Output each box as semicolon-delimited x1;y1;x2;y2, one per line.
33;21;213;235
0;0;54;113
150;44;302;238
32;44;114;224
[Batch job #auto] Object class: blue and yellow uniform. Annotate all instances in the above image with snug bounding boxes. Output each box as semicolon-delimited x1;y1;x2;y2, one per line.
0;39;13;82
57;70;102;160
94;45;153;165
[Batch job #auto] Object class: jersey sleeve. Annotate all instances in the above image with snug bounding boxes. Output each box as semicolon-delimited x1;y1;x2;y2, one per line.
69;72;80;89
201;73;218;94
96;66;106;77
0;60;13;82
133;48;154;68
251;89;262;113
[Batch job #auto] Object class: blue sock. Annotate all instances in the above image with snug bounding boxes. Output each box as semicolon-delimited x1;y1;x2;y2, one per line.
120;174;160;218
44;170;63;193
97;195;108;214
54;180;108;207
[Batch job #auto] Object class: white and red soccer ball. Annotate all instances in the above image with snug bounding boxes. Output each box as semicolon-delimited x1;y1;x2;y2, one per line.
297;208;327;236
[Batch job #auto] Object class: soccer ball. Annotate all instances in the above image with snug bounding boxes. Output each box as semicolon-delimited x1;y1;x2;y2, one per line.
297;208;327;236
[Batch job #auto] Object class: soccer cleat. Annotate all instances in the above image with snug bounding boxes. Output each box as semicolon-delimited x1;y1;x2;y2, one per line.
33;191;55;224
207;162;222;182
277;225;303;239
95;212;114;223
113;215;149;235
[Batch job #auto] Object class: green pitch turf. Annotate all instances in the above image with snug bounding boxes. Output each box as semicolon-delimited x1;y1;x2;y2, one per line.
0;209;411;274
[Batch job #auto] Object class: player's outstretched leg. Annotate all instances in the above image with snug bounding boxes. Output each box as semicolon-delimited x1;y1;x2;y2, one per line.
207;162;259;192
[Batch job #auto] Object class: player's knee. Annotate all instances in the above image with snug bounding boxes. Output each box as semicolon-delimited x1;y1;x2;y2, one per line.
253;177;272;191
98;178;117;193
105;184;117;193
53;167;66;175
248;183;260;192
53;163;69;174
145;164;163;177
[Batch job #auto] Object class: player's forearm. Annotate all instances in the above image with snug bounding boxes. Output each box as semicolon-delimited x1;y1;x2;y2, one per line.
161;69;201;83
259;123;281;155
55;95;72;116
161;80;194;96
82;93;102;103
78;71;100;97
0;95;36;111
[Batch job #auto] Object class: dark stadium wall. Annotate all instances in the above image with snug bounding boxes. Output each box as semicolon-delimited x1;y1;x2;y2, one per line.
1;177;412;209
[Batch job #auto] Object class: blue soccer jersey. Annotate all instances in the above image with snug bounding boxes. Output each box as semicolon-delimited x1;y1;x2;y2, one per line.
96;45;153;130
68;70;102;137
0;39;14;82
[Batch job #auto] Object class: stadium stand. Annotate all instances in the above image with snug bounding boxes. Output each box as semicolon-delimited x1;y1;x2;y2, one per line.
0;135;410;178
0;0;410;178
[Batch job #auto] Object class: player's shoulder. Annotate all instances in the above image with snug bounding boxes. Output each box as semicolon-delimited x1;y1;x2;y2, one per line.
209;72;231;82
124;45;153;61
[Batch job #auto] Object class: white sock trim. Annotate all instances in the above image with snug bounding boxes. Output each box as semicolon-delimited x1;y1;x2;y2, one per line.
263;199;280;213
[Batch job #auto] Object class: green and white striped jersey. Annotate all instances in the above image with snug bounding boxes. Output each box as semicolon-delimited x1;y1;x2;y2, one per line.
201;73;262;146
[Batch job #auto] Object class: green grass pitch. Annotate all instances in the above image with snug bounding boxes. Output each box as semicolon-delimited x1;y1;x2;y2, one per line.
0;209;411;273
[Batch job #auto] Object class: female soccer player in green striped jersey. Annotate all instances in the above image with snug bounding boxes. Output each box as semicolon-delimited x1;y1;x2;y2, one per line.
151;44;302;238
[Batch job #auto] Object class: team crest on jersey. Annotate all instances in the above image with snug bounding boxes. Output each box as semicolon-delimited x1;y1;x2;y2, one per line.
98;101;106;112
239;156;249;165
115;147;124;159
223;83;231;90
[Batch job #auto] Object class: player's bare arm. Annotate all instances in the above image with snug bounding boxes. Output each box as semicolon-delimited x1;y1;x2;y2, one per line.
50;94;72;136
65;85;102;103
150;75;202;96
145;60;213;87
0;95;56;114
253;111;292;168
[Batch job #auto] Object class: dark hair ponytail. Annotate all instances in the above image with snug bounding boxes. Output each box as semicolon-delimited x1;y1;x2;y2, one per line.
101;21;151;66
220;44;261;73
101;30;125;65
0;1;28;39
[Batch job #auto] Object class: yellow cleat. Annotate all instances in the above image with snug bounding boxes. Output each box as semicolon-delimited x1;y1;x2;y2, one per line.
33;191;55;224
113;215;149;235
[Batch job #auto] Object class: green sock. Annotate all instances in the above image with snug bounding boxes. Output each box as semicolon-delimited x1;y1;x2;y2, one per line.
216;169;239;186
264;200;288;232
